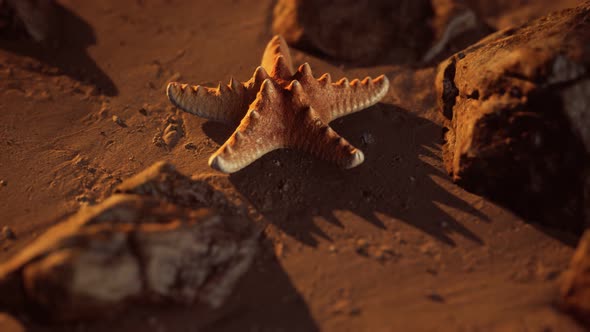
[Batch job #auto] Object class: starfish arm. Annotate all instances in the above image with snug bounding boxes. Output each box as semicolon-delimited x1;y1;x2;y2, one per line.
324;74;389;122
292;64;390;122
289;106;365;169
166;67;270;125
208;79;284;173
261;35;294;79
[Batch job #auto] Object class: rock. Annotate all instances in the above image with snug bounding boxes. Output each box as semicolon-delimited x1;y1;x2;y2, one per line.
463;0;581;30
360;132;375;146
354;238;369;256
112;115;126;127
162;124;180;147
424;0;493;63
272;0;433;63
98;101;110;118
0;194;258;321
114;161;240;214
159;117;184;148
435;3;590;231
0;162;259;322
184;142;196;150
272;0;490;64
1;226;15;240
561;231;590;326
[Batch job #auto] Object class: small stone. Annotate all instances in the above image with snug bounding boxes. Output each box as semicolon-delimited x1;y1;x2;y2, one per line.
328;245;337;253
184;142;196;150
152;133;165;147
354;238;369;256
98;102;110;118
75;194;93;205
330;298;360;316
112;115;125;127
360;132;375;145
163;130;180;147
426;292;445;303
2;226;16;240
138;107;148;116
375;245;396;262
0;180;6;186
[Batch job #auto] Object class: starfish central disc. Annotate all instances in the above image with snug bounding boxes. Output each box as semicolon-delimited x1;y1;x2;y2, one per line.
166;35;390;173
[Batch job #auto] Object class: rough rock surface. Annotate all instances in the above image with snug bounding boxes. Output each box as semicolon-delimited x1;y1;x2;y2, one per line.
435;2;590;231
272;0;431;63
114;161;245;215
272;0;491;64
0;163;258;322
561;231;590;326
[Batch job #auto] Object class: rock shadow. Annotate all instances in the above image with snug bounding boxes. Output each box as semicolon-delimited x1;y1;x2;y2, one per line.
0;3;118;96
204;104;490;247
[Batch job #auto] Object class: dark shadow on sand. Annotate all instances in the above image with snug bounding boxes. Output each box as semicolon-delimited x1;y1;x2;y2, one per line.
203;104;490;247
0;3;118;96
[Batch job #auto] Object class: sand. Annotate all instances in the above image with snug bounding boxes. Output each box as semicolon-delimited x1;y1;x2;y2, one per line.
0;0;586;331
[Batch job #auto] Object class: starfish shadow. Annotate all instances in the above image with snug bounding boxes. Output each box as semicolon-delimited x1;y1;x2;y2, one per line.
203;104;490;247
0;3;118;96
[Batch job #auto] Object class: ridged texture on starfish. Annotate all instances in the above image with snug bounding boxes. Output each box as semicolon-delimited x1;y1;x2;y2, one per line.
167;35;390;173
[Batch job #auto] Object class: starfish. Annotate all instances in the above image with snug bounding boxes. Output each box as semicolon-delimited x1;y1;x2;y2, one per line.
166;35;390;173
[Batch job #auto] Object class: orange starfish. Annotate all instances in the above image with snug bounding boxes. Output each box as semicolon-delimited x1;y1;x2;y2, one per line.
166;35;390;173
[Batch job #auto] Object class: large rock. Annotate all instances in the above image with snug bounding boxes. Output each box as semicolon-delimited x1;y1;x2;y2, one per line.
561;231;590;326
272;0;491;64
272;0;431;63
0;163;258;321
435;2;590;231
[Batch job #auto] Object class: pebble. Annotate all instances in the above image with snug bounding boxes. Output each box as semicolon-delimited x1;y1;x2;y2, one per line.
163;130;180;147
2;226;16;240
354;238;369;256
0;179;6;186
98;101;110;118
360;132;375;145
426;292;445;303
330;299;361;316
112;115;126;127
375;245;396;262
